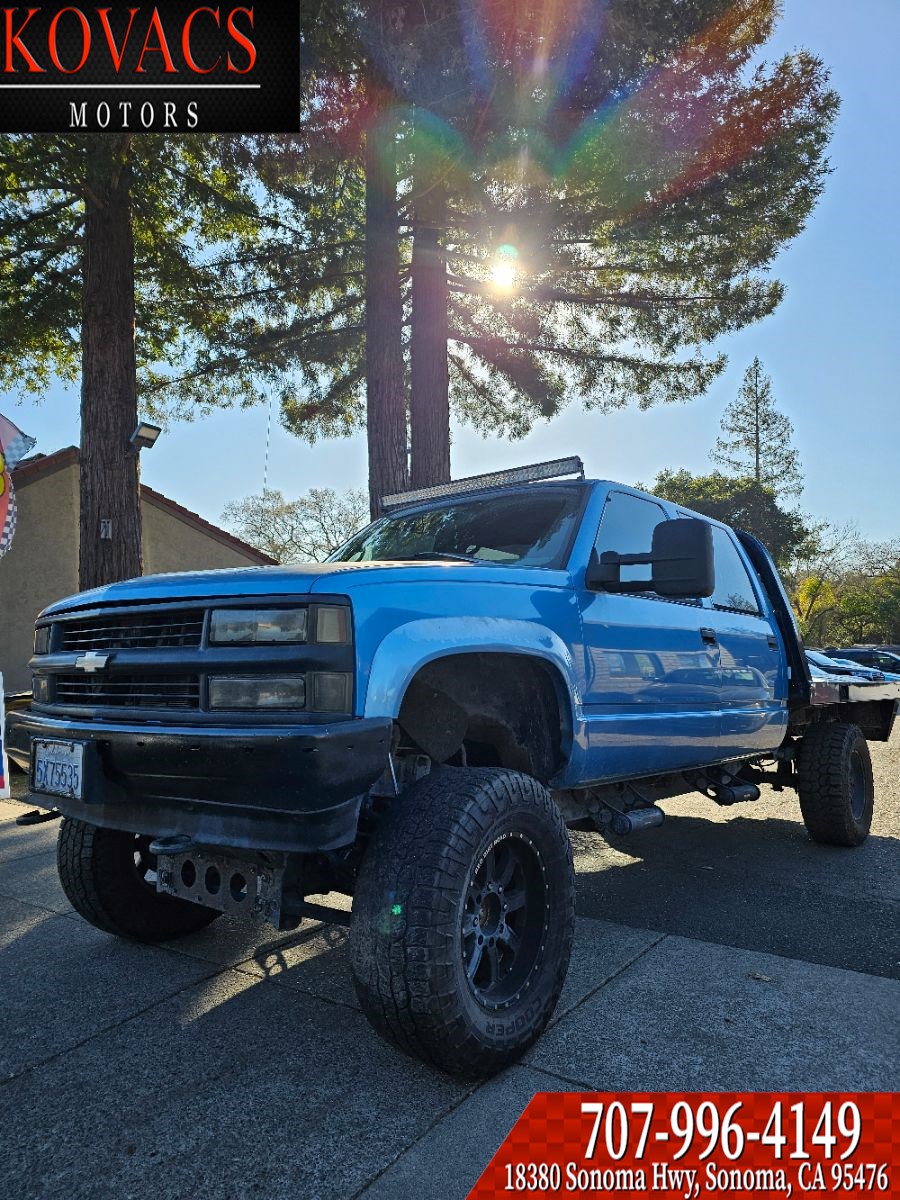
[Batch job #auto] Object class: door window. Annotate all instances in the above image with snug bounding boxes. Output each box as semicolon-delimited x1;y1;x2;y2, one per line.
709;527;761;615
595;492;668;588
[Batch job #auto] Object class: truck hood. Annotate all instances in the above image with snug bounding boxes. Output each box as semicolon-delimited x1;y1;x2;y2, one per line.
40;559;568;615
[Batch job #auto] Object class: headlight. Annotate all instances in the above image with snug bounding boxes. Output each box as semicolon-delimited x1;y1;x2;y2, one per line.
209;675;306;710
210;608;307;645
34;626;51;655
207;672;353;712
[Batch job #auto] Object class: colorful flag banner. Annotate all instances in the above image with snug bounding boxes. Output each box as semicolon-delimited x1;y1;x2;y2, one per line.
0;414;37;560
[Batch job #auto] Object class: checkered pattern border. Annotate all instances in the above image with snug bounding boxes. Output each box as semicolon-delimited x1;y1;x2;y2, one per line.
469;1092;899;1199
0;477;17;558
2;430;35;468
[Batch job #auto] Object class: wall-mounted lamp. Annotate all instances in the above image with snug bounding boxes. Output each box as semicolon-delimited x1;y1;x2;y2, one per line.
129;421;162;453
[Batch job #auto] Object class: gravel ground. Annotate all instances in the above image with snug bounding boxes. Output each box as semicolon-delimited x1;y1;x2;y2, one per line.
572;727;900;977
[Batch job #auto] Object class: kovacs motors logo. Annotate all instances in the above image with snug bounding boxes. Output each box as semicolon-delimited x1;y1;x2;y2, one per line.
0;4;299;131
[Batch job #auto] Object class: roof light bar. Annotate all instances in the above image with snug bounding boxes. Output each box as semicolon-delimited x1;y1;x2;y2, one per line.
382;456;585;510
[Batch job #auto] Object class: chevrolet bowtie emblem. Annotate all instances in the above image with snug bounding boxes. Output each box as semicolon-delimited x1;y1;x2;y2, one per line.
75;652;111;673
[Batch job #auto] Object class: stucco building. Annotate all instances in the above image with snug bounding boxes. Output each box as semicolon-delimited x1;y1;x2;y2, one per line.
0;447;275;694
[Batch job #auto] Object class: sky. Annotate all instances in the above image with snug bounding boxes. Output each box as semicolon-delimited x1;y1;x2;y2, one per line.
3;0;899;541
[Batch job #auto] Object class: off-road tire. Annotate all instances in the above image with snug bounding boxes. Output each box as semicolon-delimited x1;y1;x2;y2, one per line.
57;817;220;941
350;766;575;1078
796;722;874;846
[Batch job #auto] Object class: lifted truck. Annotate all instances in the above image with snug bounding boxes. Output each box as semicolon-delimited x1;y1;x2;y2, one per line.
8;457;898;1078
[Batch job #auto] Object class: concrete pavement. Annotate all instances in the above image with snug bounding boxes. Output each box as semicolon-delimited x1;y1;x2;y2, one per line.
1;734;897;1199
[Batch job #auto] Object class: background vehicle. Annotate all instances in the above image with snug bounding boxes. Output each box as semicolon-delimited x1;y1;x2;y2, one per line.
824;646;900;675
806;650;887;682
7;457;898;1078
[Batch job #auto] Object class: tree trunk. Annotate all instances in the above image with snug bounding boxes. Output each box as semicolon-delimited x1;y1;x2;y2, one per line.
79;139;142;591
364;119;409;519
409;178;450;488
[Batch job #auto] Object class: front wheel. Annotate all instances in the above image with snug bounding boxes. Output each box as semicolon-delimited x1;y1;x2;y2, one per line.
57;817;220;941
350;767;575;1078
796;722;874;847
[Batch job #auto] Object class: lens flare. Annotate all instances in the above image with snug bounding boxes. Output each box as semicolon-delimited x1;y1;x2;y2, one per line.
490;243;520;291
491;260;517;290
346;2;789;241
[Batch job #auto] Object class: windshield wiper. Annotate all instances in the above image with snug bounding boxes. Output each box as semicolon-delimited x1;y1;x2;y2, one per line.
402;551;481;564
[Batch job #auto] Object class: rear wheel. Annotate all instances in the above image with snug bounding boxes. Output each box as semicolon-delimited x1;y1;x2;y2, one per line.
796;722;874;846
350;766;575;1078
57;817;220;941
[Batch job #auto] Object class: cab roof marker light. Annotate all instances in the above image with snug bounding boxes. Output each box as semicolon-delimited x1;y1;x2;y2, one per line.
382;457;585;510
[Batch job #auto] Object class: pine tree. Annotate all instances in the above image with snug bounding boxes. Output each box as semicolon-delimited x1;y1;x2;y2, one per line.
426;0;837;483
711;357;803;497
266;0;838;491
0;134;266;589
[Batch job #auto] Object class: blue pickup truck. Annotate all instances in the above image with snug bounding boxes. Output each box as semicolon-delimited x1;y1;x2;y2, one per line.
8;457;896;1077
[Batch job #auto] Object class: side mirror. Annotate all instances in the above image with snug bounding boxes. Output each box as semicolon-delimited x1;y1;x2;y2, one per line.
585;518;714;599
650;519;714;597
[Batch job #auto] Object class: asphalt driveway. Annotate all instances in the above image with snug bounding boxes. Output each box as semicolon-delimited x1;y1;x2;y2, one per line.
1;733;897;1199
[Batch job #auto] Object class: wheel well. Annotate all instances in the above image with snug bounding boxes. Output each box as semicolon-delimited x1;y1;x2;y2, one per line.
396;653;568;783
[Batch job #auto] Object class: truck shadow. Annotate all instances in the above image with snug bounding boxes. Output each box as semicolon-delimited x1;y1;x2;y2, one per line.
571;812;900;979
199;808;900;994
240;915;358;1009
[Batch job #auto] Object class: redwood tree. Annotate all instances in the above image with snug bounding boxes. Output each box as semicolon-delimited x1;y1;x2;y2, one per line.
79;138;141;587
0;134;264;589
112;1;838;512
356;0;840;486
364;118;410;512
409;179;450;486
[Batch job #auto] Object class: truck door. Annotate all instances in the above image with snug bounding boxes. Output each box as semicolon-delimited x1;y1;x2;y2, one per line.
577;490;723;781
699;523;788;755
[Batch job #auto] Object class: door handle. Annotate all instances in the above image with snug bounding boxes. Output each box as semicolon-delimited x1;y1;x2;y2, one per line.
700;627;718;646
767;635;779;649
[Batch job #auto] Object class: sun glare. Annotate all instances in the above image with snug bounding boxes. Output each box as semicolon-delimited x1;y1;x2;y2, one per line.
490;260;518;291
490;243;520;292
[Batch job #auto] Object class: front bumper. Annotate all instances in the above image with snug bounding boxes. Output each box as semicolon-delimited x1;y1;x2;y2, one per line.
7;711;391;853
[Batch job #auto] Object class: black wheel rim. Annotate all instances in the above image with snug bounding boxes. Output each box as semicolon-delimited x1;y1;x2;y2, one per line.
461;832;548;1011
849;750;867;820
132;836;158;888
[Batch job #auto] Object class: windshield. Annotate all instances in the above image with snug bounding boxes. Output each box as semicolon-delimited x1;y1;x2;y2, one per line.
807;651;838;668
329;486;583;569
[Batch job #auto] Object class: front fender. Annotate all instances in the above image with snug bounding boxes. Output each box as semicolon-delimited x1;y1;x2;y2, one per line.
362;616;582;726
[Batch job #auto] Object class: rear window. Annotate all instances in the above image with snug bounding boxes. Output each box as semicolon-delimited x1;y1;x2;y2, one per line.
709;527;761;615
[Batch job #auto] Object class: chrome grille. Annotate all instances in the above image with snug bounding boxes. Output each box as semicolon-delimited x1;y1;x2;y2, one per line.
54;674;201;710
58;611;204;652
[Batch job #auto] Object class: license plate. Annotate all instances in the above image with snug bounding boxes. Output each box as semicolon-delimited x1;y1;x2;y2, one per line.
32;740;85;800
